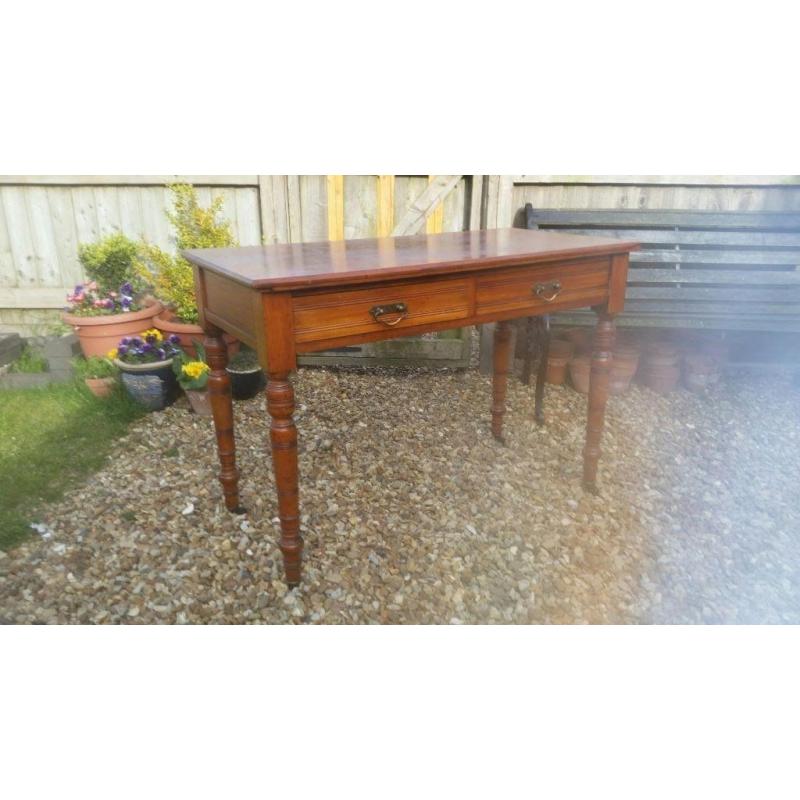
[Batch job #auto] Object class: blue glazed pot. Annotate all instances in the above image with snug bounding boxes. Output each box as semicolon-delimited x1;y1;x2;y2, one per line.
114;358;178;411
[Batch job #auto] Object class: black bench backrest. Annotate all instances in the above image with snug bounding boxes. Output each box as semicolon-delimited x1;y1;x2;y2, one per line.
524;204;800;331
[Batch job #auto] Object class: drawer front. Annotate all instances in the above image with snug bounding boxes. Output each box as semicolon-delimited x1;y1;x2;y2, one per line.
292;277;471;344
476;258;611;315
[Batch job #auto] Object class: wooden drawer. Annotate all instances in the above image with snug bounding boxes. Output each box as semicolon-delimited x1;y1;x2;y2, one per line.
476;257;611;316
292;277;471;344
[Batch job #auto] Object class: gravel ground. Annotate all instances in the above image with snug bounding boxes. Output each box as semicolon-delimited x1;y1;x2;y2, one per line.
1;343;799;624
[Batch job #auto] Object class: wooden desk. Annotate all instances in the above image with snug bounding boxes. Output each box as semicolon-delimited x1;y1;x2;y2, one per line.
184;228;639;586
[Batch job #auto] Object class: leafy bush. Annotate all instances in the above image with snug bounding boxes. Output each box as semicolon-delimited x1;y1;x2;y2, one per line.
72;356;117;380
135;184;236;324
9;345;48;373
227;347;260;372
78;233;143;295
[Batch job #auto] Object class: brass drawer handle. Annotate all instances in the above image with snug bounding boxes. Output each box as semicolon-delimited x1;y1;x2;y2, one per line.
370;302;408;326
533;280;562;302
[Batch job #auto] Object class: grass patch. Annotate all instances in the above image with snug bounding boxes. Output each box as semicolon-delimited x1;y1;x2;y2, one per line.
0;381;144;550
9;344;49;373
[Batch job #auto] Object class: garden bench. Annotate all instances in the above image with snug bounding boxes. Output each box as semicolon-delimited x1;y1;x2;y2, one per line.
519;203;800;417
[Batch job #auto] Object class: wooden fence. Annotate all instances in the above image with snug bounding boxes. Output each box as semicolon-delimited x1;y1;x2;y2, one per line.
0;175;481;310
3;174;798;338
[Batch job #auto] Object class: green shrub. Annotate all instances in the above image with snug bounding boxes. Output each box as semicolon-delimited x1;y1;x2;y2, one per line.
72;356;117;380
78;233;143;294
135;184;236;324
9;345;48;373
228;347;260;371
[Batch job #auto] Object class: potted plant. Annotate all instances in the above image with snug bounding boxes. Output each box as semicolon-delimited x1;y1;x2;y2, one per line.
110;328;182;411
227;347;265;400
63;233;162;357
136;184;238;357
73;355;117;398
173;341;213;416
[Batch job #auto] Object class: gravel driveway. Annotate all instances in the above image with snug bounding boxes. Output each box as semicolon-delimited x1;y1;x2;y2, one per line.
1;353;799;624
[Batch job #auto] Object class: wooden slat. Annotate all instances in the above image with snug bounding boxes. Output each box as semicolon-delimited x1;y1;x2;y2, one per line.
626;301;800;315
469;175;483;231
631;250;800;266
392;175;462;236
233;187;261;246
286;176;303;243
0;175;259;186
0;192;16;288
326;175;344;241
529;210;800;229
426;175;444;234
561;227;800;248
376;175;395;237
515;176;800;187
2;187;38;288
343;175;376;238
627;268;800;284
299;176;328;243
0;287;69;308
259;176;290;245
552;309;800;332
627;286;800;301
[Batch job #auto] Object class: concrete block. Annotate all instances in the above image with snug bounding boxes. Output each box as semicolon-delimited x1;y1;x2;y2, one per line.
0;333;23;367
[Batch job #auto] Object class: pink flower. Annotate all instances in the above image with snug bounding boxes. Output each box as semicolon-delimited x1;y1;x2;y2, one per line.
93;299;104;308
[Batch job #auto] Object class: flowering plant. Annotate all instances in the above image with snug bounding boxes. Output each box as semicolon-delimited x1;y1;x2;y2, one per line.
109;328;182;365
65;281;140;317
172;340;211;390
134;184;236;324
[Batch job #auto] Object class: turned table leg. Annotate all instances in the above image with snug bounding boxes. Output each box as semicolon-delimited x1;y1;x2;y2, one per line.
205;327;244;513
583;311;616;492
266;373;303;587
533;315;550;426
491;319;513;443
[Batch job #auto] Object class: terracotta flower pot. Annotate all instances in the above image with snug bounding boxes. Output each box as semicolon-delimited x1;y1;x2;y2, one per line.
185;389;213;416
154;312;239;358
543;338;574;385
700;339;729;365
63;301;163;358
683;353;720;392
640;364;681;394
642;342;680;367
549;338;574;359
609;344;640;395
562;327;592;354
84;377;116;398
114;357;178;411
613;344;640;375
569;355;591;394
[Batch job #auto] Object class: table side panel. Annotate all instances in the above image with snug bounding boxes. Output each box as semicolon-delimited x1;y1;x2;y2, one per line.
202;270;259;347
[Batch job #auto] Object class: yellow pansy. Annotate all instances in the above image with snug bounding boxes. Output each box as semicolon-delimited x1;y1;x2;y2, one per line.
182;361;210;380
142;328;163;342
107;348;118;359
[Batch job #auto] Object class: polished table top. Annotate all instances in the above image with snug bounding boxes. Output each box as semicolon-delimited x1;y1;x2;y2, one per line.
184;228;640;291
